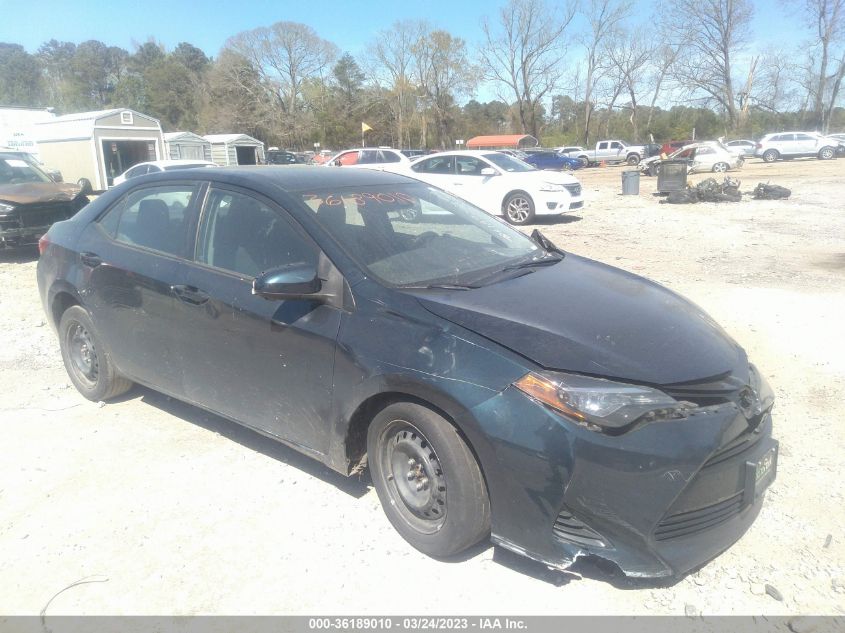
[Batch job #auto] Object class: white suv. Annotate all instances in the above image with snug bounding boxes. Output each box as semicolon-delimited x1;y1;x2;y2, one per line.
755;132;840;162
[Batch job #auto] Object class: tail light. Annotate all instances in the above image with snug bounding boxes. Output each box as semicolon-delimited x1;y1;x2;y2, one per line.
38;234;50;256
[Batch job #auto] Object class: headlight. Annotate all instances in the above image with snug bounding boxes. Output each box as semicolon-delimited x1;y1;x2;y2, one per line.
0;201;16;214
513;371;695;432
539;183;567;192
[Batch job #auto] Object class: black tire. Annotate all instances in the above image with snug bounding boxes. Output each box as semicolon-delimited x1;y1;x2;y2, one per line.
712;162;729;173
626;154;640;166
818;146;835;160
503;191;535;225
76;178;93;195
762;149;779;163
367;402;490;557
59;305;132;401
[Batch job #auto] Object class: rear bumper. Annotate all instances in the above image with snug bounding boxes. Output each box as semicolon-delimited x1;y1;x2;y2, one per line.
469;388;776;578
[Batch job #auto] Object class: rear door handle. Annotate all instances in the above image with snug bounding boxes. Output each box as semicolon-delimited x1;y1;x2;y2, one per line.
80;252;102;267
170;284;209;305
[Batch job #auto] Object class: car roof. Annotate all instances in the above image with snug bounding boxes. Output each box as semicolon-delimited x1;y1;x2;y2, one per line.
130;165;417;193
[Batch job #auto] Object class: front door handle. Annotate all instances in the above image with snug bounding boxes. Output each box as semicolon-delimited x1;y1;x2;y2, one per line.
171;284;209;305
80;251;102;267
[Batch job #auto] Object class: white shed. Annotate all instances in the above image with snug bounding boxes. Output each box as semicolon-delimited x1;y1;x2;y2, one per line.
35;108;164;190
0;106;57;158
163;131;212;161
204;133;265;166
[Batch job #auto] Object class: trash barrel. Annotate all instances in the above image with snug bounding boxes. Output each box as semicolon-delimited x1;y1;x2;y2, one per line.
657;160;689;192
621;170;640;195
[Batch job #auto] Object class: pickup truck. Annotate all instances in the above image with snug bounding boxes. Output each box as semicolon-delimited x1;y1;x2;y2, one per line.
563;140;646;166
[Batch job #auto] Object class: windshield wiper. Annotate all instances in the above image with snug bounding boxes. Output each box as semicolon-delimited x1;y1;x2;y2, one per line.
402;282;475;291
499;254;563;273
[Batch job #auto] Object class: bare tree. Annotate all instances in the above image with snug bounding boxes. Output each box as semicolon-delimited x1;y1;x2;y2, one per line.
665;0;754;131
604;29;652;139
368;20;426;148
581;0;631;144
479;0;576;138
226;21;337;146
801;0;845;131
413;30;478;148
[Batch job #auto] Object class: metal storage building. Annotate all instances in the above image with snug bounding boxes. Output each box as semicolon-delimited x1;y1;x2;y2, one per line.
163;131;212;161
466;134;539;150
203;134;265;166
35;108;164;190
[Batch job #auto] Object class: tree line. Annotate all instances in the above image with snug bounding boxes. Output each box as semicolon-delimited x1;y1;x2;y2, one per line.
1;0;844;150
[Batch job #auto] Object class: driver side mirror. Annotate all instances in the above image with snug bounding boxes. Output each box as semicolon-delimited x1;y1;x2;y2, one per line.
480;167;497;176
253;263;322;300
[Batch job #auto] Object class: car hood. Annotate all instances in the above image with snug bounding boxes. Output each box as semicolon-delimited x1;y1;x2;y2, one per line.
412;254;747;386
0;182;82;205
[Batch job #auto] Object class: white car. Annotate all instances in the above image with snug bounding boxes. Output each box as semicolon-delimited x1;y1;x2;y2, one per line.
321;148;411;173
755;132;840;162
640;142;743;175
113;159;217;186
406;150;584;225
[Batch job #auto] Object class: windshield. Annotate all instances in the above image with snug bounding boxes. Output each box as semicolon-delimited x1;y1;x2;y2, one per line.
298;183;543;287
0;155;52;185
483;153;536;173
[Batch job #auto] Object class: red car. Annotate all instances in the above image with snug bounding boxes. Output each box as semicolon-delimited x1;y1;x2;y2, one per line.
661;140;695;156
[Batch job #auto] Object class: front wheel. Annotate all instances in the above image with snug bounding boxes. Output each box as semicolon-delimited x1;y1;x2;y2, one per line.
503;192;535;225
59;305;132;401
626;154;640;166
367;402;490;557
712;162;729;173
819;146;835;160
76;178;93;195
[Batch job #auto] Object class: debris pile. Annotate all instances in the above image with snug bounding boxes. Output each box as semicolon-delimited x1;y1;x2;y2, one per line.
660;178;792;204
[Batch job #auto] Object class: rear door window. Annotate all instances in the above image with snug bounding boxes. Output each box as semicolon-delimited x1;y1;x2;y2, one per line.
99;184;200;258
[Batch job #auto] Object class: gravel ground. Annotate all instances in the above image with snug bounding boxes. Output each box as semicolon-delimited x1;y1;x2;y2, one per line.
0;158;843;616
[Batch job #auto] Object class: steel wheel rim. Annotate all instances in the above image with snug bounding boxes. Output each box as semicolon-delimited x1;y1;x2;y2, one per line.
822;148;833;159
506;197;531;223
67;321;98;386
380;420;447;533
714;162;728;172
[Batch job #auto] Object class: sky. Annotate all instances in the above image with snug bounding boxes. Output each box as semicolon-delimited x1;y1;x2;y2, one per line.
1;0;802;97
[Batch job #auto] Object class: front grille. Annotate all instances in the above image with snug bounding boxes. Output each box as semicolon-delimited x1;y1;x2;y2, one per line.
654;491;743;541
553;509;606;547
17;202;76;228
564;183;582;197
703;424;763;468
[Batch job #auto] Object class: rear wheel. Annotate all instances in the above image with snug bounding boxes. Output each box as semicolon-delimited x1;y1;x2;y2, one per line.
503;192;535;225
819;146;835;160
762;149;779;163
59;305;132;401
367;402;490;557
712;162;729;173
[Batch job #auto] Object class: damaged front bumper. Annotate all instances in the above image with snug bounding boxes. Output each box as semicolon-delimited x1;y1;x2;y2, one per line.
469;387;776;578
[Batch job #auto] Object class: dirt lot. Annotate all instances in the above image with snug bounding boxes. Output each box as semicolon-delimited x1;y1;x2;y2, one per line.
1;158;843;616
